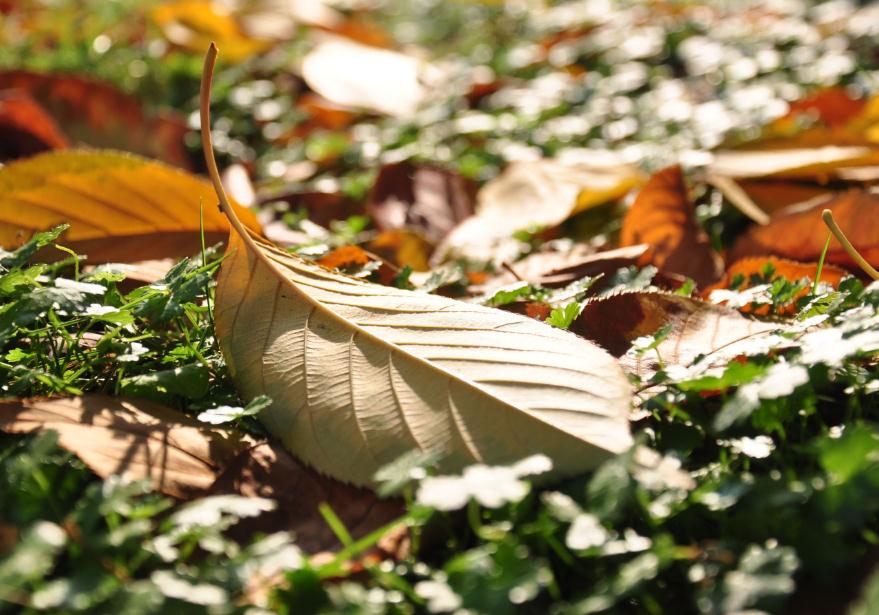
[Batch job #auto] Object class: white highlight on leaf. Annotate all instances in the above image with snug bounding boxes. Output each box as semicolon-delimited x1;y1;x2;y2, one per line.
170;495;276;529
197;405;246;424
566;513;609;550
414;579;463;613
728;435;775;459
150;570;228;606
54;278;106;295
117;342;149;363
84;304;118;316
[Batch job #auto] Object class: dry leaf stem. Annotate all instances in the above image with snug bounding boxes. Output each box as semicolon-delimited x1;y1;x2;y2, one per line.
821;209;879;280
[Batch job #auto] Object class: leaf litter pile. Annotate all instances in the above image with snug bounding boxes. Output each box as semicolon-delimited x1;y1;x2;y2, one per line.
2;1;879;613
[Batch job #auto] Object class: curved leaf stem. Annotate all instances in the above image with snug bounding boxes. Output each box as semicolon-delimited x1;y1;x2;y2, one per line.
821;209;879;280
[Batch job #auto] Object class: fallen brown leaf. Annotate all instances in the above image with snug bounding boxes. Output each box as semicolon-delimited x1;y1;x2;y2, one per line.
620;166;723;287
0;149;261;262
0;395;404;554
0;396;245;498
471;244;653;296
736;179;833;216
211;442;404;554
367;162;475;245
571;291;778;379
0;71;190;169
729;189;879;271
0;91;68;161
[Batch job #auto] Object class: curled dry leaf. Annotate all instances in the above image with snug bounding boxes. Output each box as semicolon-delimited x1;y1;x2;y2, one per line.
0;71;190;168
472;244;652;295
202;45;633;487
620;166;723;287
0;150;261;262
707;146;879;181
0;395;404;554
729;189;879;271
301;37;437;118
367;162;475;245
437;158;642;264
571;291;779;379
0;91;68;161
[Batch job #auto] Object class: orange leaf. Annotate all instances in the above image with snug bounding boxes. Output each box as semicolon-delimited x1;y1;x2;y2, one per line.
620;165;723;287
702;256;847;315
316;245;372;270
368;229;433;271
729;190;879;272
0;150;261;262
737;180;833;215
0;91;68;160
0;71;190;169
778;87;867;130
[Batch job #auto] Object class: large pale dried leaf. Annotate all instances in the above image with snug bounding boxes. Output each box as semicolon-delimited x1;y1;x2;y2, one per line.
0;396;404;553
0;396;246;498
571;291;778;379
0;71;190;168
301;38;437;118
0;91;68;161
437;158;642;263
729;189;879;271
215;229;633;488
0;150;260;262
367;162;475;245
620;166;723;287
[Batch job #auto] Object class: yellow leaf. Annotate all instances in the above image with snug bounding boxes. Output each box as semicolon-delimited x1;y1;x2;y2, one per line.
0;150;261;262
152;1;273;62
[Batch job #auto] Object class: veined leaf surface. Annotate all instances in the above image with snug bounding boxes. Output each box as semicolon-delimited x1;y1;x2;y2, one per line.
0;150;260;262
214;230;633;486
202;44;633;487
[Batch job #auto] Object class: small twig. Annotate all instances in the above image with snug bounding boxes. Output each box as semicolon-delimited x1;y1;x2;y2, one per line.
501;261;524;282
822;209;879;280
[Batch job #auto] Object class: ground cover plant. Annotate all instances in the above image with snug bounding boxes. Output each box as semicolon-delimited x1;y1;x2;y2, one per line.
2;0;879;613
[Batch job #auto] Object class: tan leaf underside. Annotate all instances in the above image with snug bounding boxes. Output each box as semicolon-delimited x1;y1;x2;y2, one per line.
215;231;633;487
